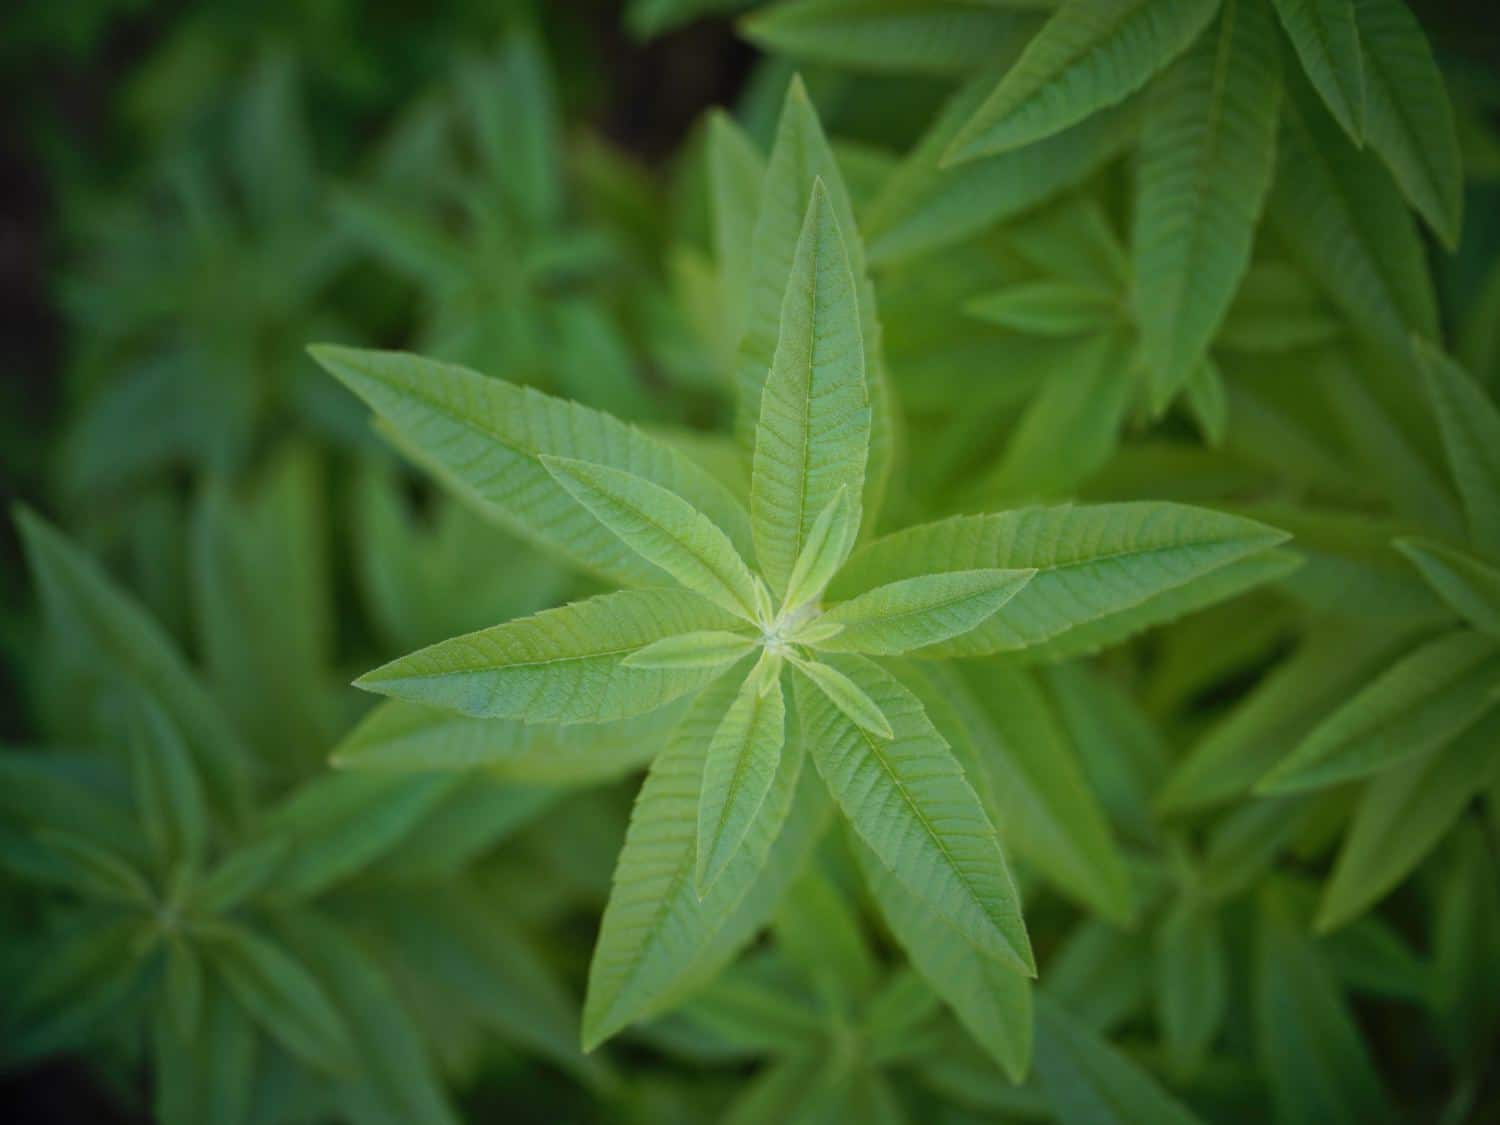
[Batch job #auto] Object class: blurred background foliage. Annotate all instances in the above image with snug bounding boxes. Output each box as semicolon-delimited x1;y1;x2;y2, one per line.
3;0;1500;1122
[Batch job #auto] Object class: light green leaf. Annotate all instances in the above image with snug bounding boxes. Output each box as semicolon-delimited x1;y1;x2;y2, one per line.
356;589;742;724
783;486;859;611
1185;357;1228;446
310;346;754;584
127;697;208;872
966;279;1120;336
207;925;358;1075
818;569;1035;655
1267;86;1437;349
1396;539;1500;638
1270;0;1366;142
751;179;872;598
707;110;766;360
736;78;894;544
583;676;807;1049
1132;0;1282;408
1255;884;1394;1124
743;1;1043;77
1259;629;1500;793
1155;903;1227;1079
955;662;1135;923
829;502;1288;657
1352;0;1462;245
790;655;894;738
1317;711;1500;931
854;835;1033;1082
795;653;1033;973
13;507;249;819
624;631;760;670
1033;994;1204;1125
697;670;788;894
542;456;762;620
944;0;1221;162
1413;339;1500;556
192;838;289;915
864;66;1136;265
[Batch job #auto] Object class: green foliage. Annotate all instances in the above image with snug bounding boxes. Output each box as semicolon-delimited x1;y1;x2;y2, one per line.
9;0;1500;1121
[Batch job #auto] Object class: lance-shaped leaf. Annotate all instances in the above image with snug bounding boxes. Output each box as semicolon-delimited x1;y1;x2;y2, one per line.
127;696;208;871
1267;86;1437;350
1414;340;1500;557
151;980;256;1125
1255;885;1394;1123
310;346;753;584
965;280;1120;336
13;508;249;818
583;677;807;1048
944;0;1221;163
790;656;894;738
751;180;872;598
1317;711;1500;932
783;486;858;611
1132;0;1282;409
829;502;1288;658
356;589;742;724
542;456;763;620
817;569;1035;655
1033;994;1204;1125
624;631;760;670
1353;0;1462;246
1396;539;1500;639
737;78;894;539
1155;903;1227;1079
795;653;1033;974
697;670;788;894
741;1;1042;77
853;834;1033;1082
1259;629;1500;793
207;926;357;1075
707;110;765;358
1270;0;1366;142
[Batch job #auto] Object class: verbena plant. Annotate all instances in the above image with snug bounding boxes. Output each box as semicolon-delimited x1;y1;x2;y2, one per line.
6;1;1500;1122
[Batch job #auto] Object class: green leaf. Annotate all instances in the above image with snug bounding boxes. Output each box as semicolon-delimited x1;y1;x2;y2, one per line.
1033;994;1204;1125
795;653;1033;973
817;568;1034;655
944;0;1222;162
310;347;754;584
330;699;669;781
165;939;204;1040
191;838;288;915
1185;358;1228;445
783;486;859;611
966;280;1120;336
583;676;807;1048
864;66;1136;265
697;670;788;894
207;925;358;1075
624;631;761;670
1413;340;1500;556
742;1;1042;77
707;110;766;361
542;456;763;620
736;78;894;546
127;696;208;872
1396;539;1500;638
356;589;742;724
151;981;256;1125
32;830;153;903
954;663;1135;923
829;502;1288;657
1432;824;1500;1071
789;655;894;738
853;834;1033;1082
1270;0;1366;142
1352;0;1463;246
1317;711;1500;931
1258;629;1500;793
1131;0;1282;408
1255;884;1394;1124
1154;903;1227;1079
1267;85;1437;349
751;179;872;599
13;507;249;819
